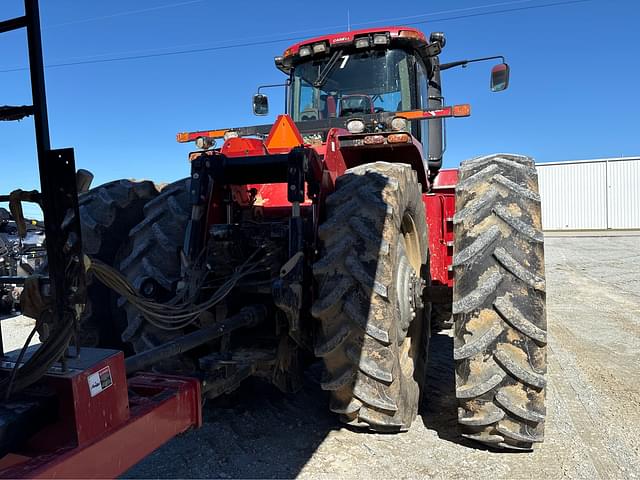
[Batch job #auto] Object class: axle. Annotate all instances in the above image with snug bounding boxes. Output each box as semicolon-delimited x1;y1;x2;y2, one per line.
124;306;267;375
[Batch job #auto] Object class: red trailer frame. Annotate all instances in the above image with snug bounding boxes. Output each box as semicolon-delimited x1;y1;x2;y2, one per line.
0;350;201;479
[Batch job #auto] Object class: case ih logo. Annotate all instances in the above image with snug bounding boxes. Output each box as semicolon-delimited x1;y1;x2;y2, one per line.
331;36;352;44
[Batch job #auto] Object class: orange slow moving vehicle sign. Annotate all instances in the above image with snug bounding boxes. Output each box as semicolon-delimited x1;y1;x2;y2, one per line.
264;115;304;153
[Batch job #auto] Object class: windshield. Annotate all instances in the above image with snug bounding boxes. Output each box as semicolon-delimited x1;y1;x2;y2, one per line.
290;49;415;122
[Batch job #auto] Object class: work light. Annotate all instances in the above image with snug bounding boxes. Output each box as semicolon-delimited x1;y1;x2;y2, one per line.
390;117;408;131
355;37;370;49
346;119;366;133
373;33;389;45
312;42;327;54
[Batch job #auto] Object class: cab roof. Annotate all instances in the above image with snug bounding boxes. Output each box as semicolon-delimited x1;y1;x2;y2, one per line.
282;26;428;57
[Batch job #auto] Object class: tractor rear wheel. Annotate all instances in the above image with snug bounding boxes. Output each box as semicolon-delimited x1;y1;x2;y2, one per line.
452;153;547;450
117;178;193;371
312;162;430;431
78;179;158;347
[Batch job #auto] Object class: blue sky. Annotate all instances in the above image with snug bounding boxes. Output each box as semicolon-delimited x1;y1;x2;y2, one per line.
1;0;638;219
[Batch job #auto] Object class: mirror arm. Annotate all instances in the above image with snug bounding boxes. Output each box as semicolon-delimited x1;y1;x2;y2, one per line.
440;55;505;71
257;81;290;94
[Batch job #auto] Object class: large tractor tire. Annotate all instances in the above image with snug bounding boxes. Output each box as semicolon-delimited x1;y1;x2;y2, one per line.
117;179;192;370
312;162;430;431
452;153;547;450
78;179;158;347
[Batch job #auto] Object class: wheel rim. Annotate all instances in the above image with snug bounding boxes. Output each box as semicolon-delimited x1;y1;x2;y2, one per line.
397;212;423;378
402;213;422;273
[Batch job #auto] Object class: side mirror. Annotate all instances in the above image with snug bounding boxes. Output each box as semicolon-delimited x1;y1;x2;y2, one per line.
490;63;510;92
253;93;269;115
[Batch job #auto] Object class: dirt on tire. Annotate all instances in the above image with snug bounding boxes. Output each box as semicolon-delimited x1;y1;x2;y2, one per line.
452;153;547;450
312;162;430;431
117;178;192;370
78;179;158;347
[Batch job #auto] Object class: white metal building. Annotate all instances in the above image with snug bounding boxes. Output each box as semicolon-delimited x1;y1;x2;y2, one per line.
536;156;640;231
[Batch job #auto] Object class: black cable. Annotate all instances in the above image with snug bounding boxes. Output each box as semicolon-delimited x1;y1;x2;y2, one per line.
3;323;39;400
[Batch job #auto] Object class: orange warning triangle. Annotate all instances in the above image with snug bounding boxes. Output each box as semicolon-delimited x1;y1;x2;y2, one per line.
265;115;304;153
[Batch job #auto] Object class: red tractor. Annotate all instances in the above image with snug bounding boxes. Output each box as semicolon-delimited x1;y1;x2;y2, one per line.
6;24;546;455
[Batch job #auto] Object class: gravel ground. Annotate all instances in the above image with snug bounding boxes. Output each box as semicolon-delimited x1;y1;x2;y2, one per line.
3;236;639;479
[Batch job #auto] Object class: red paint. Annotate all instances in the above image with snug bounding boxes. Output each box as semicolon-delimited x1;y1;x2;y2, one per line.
337;131;429;192
0;373;201;479
248;183;312;209
322;128;349;188
222;137;267;157
424;168;457;289
432;168;458;189
22;350;130;452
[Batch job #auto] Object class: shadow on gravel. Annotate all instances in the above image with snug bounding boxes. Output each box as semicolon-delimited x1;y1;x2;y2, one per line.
418;330;477;449
124;365;341;479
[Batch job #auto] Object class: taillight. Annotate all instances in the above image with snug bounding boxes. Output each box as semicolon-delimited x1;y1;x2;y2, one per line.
363;135;384;145
388;133;410;144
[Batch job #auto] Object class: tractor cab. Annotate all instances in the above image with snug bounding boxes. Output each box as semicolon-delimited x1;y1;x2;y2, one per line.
180;26;509;177
273;27;436;146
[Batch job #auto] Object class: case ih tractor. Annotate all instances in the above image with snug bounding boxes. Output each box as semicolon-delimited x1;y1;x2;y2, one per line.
94;25;545;450
1;11;546;471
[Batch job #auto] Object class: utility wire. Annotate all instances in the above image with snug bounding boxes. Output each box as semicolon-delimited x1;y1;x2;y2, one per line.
0;0;590;74
351;0;540;26
404;0;590;27
36;0;544;65
43;0;207;29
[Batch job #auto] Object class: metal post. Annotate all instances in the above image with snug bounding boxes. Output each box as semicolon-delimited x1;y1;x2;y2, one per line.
24;0;51;154
23;0;86;332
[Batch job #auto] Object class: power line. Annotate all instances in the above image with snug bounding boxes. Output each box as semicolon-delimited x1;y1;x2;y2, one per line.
0;0;590;74
351;0;540;26
0;36;307;73
404;0;590;26
43;0;207;29
17;0;545;66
